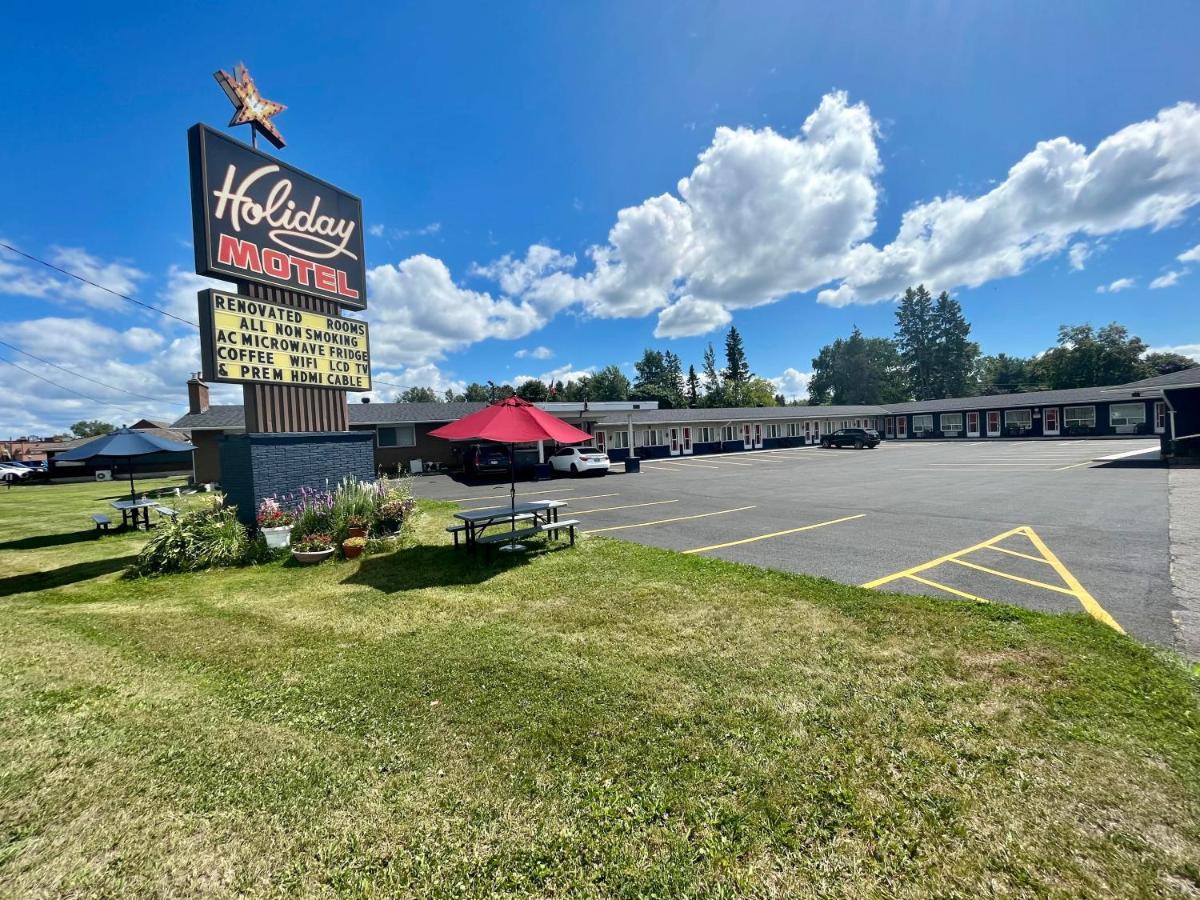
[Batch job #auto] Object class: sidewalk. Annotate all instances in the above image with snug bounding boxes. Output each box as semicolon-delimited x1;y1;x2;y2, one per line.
1169;467;1200;660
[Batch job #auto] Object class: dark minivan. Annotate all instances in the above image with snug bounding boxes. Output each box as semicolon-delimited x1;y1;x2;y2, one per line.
820;427;880;449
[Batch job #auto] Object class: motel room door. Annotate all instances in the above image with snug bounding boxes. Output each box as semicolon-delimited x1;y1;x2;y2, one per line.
742;424;753;450
966;411;980;438
987;411;1001;436
1043;407;1060;436
896;417;907;439
753;423;763;449
885;417;895;439
595;430;606;454
668;427;680;456
681;426;693;455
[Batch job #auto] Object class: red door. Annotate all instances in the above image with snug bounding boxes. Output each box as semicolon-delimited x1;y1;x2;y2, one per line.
1044;408;1059;435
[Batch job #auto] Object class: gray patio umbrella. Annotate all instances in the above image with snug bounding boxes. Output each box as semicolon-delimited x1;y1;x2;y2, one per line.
55;427;196;500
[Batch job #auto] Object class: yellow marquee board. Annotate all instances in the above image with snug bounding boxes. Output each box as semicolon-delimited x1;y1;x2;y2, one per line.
198;289;371;391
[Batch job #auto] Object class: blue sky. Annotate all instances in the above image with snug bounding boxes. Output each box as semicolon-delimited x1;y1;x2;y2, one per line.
2;1;1198;435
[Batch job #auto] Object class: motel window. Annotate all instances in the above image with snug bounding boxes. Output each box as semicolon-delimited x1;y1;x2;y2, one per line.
722;425;737;442
787;422;800;437
700;426;718;443
644;428;663;446
940;413;963;433
912;414;934;434
1155;402;1166;431
608;430;630;449
1109;403;1146;427
1064;406;1095;429
1005;409;1032;430
377;425;416;448
765;423;781;439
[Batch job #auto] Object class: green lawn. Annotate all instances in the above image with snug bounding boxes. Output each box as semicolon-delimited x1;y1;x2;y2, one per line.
1;478;1198;897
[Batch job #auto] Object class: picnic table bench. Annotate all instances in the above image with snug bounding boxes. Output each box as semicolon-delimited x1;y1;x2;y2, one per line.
452;500;573;553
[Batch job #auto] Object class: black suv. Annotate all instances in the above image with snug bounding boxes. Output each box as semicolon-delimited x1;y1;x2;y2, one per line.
820;428;880;449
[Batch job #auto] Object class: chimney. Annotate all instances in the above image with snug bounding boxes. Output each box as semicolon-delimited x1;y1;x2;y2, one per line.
187;373;209;415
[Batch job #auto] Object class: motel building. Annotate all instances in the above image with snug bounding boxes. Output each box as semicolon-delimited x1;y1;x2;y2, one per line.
173;368;1200;482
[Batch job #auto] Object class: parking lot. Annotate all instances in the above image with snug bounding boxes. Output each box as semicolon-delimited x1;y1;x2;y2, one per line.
413;439;1176;647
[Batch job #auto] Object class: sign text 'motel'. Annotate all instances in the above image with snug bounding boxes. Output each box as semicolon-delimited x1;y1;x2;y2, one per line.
199;289;371;391
188;124;367;309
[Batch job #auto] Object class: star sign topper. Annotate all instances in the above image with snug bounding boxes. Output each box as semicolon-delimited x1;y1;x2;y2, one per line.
213;64;287;150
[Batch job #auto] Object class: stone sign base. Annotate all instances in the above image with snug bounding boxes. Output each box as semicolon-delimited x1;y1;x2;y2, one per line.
219;432;376;526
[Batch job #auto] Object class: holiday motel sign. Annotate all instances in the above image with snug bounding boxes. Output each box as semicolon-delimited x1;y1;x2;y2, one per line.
188;65;371;391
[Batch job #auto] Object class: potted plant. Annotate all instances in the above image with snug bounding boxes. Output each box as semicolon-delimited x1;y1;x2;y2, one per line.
256;497;294;549
292;532;334;565
377;496;414;534
345;514;369;538
342;535;367;559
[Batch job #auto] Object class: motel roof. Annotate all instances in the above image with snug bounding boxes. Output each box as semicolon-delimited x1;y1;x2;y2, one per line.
172;369;1199;432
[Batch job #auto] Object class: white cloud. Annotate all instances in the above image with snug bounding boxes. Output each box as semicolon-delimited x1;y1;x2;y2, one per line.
123;327;164;352
370;222;441;241
159;265;235;325
1178;243;1200;263
365;254;543;367
369;363;466;401
1150;270;1186;289
1068;242;1091;270
515;363;594;387
818;101;1200;306
768;368;812;401
515;345;554;360
654;297;732;337
0;244;147;313
1147;343;1200;362
1097;277;1136;293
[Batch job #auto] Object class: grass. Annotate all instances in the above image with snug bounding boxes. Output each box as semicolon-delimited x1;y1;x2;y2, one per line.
1;477;1198;898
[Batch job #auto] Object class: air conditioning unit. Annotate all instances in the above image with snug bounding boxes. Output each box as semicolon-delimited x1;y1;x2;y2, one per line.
95;470;112;482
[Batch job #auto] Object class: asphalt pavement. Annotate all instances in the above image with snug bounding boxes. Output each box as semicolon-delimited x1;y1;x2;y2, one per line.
413;439;1177;648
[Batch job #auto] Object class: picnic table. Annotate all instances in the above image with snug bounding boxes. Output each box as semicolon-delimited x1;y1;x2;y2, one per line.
451;499;566;550
111;498;157;530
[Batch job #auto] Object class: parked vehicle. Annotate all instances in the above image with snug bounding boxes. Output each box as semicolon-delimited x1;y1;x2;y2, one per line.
0;463;32;481
549;445;610;476
820;428;880;449
462;443;512;477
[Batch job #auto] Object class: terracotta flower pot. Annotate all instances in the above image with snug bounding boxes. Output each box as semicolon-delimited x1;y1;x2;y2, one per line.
342;541;364;559
292;547;334;565
348;526;368;539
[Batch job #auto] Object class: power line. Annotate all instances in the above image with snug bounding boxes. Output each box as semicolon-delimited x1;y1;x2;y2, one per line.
0;241;199;328
0;338;174;404
0;355;141;416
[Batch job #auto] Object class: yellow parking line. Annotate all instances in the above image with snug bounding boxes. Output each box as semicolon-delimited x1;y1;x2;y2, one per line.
861;525;1028;589
906;574;991;603
683;513;865;554
1054;460;1095;471
584;505;756;534
949;558;1077;595
461;492;616;511
989;545;1054;565
1022;527;1124;633
449;488;573;503
572;500;678;515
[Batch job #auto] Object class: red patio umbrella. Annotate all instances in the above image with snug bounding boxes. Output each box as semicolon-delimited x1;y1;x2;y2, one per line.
429;397;593;551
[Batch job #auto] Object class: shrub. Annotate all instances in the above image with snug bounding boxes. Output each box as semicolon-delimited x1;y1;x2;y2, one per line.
130;500;259;576
293;532;333;553
291;487;334;537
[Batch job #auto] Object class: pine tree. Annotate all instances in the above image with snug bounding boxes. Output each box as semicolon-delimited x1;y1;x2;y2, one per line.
932;291;979;397
701;342;723;406
663;351;686;408
895;285;937;400
685;365;701;408
722;326;752;405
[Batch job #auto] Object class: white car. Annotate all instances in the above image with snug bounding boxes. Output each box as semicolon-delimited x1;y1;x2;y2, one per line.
549;445;610;476
0;463;31;481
